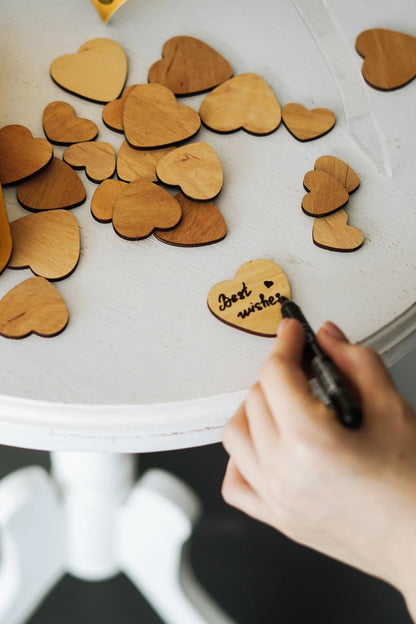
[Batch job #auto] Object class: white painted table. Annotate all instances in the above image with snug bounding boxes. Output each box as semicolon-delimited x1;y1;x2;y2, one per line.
0;1;415;622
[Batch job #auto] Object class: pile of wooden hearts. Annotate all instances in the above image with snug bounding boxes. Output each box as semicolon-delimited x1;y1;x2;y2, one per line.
302;156;364;252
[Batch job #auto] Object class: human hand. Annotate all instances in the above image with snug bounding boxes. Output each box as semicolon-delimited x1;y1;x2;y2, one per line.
221;319;416;619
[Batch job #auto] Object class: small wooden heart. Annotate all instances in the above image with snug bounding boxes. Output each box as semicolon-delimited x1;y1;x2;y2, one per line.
17;157;86;211
356;28;416;90
282;103;335;141
112;180;182;240
102;85;137;132
0;125;53;186
314;155;360;194
123;84;201;148
313;209;364;252
156;142;223;200
43;101;98;145
207;259;290;337
9;210;80;280
50;38;128;103
63;141;116;183
0;276;68;339
117;141;176;183
199;73;281;134
90;0;128;23
148;36;233;95
154;192;226;246
302;170;349;217
0;183;12;274
91;179;128;223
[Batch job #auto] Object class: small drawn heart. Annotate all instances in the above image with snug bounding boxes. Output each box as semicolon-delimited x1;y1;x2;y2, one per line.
314;155;360;194
0;183;12;274
9;210;80;280
102;85;137;132
282;103;335;141
313;209;364;252
207;259;290;337
43;101;98;145
63;141;116;183
356;28;416;90
0;125;53;185
156;142;223;200
302;170;349;217
50;38;128;103
148;35;233;95
0;276;68;339
91;179;128;223
123;83;201;148
264;281;274;288
117;141;176;183
199;73;281;135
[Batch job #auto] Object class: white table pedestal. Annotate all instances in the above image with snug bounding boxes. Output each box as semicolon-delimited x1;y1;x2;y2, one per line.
0;452;235;624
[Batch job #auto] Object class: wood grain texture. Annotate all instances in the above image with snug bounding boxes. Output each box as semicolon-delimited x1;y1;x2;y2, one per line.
207;259;290;337
0;276;68;339
356;28;416;90
0;183;12;274
156;142;223;200
102;85;137;132
0;125;53;185
9;210;80;280
199;73;281;134
302;170;349;217
112;179;182;240
154;192;226;246
91;179;128;223
313;209;364;252
117;141;176;183
123;84;201;149
148;35;233;95
17;157;86;211
50;38;127;103
314;155;360;194
281;103;335;141
43;101;98;145
63;141;116;183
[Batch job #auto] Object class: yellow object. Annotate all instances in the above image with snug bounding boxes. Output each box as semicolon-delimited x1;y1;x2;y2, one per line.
90;0;128;23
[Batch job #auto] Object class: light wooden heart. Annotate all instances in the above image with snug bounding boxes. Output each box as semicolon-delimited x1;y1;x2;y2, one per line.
156;142;223;200
313;209;364;252
199;73;281;134
17;157;86;211
91;179;128;223
314;155;360;194
302;170;349;217
148;35;233;95
102;85;137;132
43;101;98;145
0;276;68;339
356;28;416;90
89;0;128;23
0;183;12;274
123;83;201;148
9;210;80;280
207;259;290;337
282;103;335;141
154;192;226;246
63;142;116;183
0;125;53;185
117;141;176;183
112;180;182;240
50;38;127;103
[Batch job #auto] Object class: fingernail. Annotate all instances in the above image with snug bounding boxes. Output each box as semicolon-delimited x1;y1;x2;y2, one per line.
277;317;291;335
321;321;349;342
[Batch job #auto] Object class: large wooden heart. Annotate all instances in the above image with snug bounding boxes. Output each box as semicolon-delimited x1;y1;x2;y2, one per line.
0;125;53;185
207;259;290;337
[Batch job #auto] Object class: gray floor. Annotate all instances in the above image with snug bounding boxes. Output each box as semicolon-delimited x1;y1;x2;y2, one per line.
0;347;415;624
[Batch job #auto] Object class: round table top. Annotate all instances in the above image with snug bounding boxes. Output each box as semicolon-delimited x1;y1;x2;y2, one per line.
0;0;415;452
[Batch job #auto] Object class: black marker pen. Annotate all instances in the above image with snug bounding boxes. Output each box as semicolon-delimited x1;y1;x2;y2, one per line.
278;296;363;429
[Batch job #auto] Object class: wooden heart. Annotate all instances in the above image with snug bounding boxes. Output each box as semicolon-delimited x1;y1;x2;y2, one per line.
282;103;335;141
63;142;116;183
117;141;176;183
123;83;201;148
314;155;360;194
156;142;223;200
91;179;128;223
302;170;349;217
9;210;80;280
50;38;127;103
356;29;416;90
102;85;137;132
89;0;128;23
199;73;281;134
17;157;86;211
207;259;290;337
0;183;12;274
0;125;53;185
112;180;182;240
43;101;98;144
148;36;233;95
313;209;364;252
0;276;68;339
154;192;226;246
